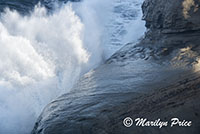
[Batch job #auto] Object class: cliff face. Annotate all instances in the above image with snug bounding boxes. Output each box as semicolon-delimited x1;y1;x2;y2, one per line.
32;0;200;134
142;0;200;32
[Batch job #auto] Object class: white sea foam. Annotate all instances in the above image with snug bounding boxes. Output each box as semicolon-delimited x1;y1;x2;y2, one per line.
0;0;145;133
0;3;102;134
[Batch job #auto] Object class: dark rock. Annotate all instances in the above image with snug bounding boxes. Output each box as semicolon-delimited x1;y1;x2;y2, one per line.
142;0;200;33
32;0;200;134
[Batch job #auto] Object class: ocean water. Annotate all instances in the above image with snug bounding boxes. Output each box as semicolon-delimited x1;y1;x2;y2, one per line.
0;0;145;133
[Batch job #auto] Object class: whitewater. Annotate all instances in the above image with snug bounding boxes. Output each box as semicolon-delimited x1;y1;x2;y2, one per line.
0;0;145;133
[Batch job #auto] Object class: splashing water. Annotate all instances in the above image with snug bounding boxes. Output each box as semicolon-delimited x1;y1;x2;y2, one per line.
0;0;145;133
0;3;103;134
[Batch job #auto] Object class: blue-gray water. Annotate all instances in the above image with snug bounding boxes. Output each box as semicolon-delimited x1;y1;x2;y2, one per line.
0;0;80;13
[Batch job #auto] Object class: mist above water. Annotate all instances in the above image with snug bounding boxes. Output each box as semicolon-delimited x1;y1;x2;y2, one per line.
0;0;145;133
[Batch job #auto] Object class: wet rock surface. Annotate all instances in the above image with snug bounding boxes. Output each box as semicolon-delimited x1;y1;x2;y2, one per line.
32;0;200;134
32;62;200;134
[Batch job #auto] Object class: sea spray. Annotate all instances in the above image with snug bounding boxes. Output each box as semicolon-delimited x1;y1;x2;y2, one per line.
0;0;145;133
0;3;102;134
